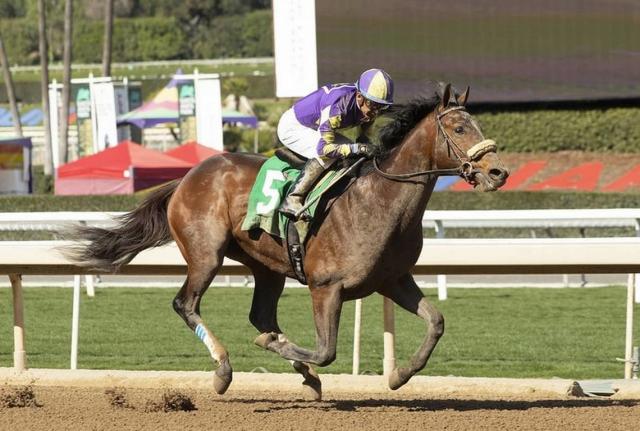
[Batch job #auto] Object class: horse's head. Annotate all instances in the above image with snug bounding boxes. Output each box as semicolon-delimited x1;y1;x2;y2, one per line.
432;84;509;191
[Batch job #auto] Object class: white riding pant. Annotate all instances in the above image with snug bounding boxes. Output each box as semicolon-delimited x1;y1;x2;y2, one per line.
277;108;350;166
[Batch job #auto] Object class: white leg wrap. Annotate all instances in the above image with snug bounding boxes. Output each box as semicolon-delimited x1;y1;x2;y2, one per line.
195;323;219;361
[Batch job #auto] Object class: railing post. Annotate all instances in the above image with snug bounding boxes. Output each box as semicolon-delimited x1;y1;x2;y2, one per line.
352;298;362;375
635;219;640;303
625;274;635;379
70;275;81;369
435;220;447;300
85;275;95;297
10;274;27;371
383;297;395;377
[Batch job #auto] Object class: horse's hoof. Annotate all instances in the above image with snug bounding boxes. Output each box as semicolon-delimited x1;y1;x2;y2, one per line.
293;361;322;401
213;361;233;395
254;332;277;349
388;367;412;391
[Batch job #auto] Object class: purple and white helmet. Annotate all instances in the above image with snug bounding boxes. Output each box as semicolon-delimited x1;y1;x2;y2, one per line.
355;68;394;105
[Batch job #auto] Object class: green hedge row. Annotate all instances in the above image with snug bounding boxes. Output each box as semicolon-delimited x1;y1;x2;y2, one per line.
74;17;189;63
0;10;273;65
1;190;638;213
475;108;640;153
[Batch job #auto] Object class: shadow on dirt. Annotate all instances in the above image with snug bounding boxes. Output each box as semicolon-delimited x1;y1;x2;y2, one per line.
229;397;640;413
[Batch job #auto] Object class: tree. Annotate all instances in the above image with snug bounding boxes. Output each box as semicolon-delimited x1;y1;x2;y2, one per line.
60;0;72;163
0;35;22;137
0;0;27;18
37;0;53;175
101;0;113;76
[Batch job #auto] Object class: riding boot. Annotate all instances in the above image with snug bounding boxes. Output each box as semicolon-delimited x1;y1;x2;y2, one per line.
280;158;326;220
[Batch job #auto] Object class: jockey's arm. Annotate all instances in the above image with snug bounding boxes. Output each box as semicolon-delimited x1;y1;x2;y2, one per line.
316;114;360;158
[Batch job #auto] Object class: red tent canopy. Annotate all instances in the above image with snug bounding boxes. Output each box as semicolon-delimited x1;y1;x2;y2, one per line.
165;141;224;165
55;141;192;195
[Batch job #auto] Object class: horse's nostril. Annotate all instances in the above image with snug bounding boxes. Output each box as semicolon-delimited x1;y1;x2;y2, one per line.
489;168;508;180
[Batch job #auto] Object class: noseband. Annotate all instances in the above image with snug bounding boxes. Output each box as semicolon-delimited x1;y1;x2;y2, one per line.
373;105;497;182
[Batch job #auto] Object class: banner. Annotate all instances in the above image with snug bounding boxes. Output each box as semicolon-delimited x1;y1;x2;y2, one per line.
178;81;197;143
128;85;142;111
74;84;94;157
92;81;118;152
48;84;61;169
0;137;32;194
195;77;223;151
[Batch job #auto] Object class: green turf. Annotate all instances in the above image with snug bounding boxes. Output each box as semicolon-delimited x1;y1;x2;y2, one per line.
0;286;636;379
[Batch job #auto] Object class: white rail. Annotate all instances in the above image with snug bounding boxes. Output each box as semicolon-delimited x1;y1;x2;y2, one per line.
2;210;639;378
0;238;637;379
422;209;640;300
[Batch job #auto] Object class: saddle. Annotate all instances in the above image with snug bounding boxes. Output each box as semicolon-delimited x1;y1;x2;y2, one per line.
242;148;366;284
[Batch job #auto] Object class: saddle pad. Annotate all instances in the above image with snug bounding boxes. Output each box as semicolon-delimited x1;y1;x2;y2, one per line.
241;156;346;239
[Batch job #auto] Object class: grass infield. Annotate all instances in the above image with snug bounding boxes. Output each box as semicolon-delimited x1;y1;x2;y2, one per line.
0;286;637;379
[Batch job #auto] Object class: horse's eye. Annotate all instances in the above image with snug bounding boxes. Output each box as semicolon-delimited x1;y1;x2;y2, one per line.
454;126;465;134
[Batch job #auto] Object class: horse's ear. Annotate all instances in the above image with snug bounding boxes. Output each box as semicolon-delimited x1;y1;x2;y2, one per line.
440;83;452;108
457;86;470;106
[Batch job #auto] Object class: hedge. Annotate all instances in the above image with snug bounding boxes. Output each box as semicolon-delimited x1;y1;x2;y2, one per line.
192;10;273;59
74;17;189;64
368;107;640;153
0;10;273;65
1;190;638;213
0;18;38;65
475;108;640;153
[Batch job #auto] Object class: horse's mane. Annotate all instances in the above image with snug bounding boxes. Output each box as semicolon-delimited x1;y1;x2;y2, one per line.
374;93;441;159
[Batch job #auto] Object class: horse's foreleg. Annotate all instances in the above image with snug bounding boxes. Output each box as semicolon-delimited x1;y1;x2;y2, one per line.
172;238;233;395
378;273;444;390
249;267;322;400
260;284;343;368
249;265;285;334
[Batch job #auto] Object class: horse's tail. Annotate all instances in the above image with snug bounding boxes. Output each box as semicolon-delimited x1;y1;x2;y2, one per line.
62;180;179;272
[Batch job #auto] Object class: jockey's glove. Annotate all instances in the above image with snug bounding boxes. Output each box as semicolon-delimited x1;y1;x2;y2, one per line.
349;143;373;158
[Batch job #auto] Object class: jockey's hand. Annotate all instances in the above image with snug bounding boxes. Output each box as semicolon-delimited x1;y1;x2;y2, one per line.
350;143;373;158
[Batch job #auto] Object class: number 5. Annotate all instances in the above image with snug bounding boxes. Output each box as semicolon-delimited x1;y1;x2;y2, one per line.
256;170;287;215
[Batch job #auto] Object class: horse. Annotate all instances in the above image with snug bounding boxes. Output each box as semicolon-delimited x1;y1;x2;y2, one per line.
66;84;509;400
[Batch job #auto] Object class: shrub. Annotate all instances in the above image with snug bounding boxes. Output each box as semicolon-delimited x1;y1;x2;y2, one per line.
475;108;640;153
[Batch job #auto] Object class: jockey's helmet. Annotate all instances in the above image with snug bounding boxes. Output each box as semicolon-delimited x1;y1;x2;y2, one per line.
355;68;394;106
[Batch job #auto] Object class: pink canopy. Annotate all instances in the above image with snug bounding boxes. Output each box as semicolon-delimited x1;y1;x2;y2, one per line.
55;141;192;195
165;141;225;165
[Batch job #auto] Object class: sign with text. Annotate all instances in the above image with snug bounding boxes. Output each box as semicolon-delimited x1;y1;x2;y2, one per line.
273;0;318;98
92;81;118;152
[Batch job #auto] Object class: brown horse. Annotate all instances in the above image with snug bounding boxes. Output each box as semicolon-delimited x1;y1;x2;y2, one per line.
67;84;508;400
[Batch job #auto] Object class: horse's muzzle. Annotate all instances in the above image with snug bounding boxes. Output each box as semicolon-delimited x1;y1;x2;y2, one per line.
468;154;509;191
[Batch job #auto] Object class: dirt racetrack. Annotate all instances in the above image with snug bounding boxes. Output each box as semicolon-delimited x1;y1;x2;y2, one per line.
1;370;640;431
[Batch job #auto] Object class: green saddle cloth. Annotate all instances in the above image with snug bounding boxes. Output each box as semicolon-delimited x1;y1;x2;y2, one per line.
241;156;346;239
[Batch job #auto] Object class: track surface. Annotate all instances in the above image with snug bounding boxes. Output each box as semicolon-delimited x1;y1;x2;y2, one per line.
2;384;640;431
1;369;639;430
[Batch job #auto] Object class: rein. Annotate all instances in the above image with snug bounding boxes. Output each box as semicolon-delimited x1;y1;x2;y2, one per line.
373;105;496;182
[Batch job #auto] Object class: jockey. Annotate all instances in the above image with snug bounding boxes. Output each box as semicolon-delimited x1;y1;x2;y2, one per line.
278;68;394;219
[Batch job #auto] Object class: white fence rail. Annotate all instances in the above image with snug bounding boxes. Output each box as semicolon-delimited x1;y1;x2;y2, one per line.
422;209;640;300
1;237;638;379
1;210;639;378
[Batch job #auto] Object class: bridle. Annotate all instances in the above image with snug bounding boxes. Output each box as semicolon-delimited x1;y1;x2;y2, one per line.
373;105;497;182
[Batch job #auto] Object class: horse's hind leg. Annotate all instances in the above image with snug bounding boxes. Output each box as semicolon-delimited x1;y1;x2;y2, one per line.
172;227;233;395
378;273;444;390
249;266;322;400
